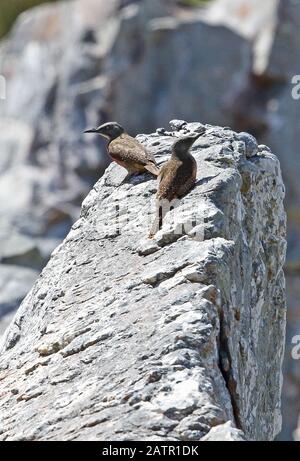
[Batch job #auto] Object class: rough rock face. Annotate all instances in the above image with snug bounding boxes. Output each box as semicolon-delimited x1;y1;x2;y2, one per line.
0;0;118;321
201;421;246;441
0;122;286;441
197;0;300;439
107;1;251;133
0;0;252;329
200;0;279;75
0;0;297;440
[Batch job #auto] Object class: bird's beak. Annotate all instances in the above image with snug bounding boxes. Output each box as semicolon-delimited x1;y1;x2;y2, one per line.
84;128;98;134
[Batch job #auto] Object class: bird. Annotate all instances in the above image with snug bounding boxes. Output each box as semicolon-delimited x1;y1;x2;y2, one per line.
84;122;160;176
149;133;200;238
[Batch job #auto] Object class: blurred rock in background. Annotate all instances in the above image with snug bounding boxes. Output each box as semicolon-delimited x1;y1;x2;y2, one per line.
0;0;299;440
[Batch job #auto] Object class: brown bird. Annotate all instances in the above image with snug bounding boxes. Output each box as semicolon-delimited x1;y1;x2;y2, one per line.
84;122;160;176
149;134;200;238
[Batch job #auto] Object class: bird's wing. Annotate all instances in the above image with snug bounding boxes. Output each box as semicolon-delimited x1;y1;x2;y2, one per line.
157;161;195;201
157;162;180;201
109;135;157;167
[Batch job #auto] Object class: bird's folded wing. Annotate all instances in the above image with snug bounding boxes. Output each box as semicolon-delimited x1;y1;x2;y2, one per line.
157;162;194;201
157;166;179;201
109;137;151;166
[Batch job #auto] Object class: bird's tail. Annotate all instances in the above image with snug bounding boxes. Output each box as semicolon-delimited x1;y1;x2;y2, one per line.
145;163;160;177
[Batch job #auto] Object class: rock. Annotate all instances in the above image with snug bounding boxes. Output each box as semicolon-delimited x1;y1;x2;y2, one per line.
265;0;300;80
0;229;43;269
108;2;252;133
0;0;297;440
0;0;252;337
0;123;286;441
236;132;258;158
0;265;38;318
294;416;300;442
0;0;118;240
201;420;247;441
201;0;279;75
198;2;300;439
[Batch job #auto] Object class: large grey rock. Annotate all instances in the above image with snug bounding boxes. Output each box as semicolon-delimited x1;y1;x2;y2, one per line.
256;0;300;440
0;0;252;239
0;0;119;239
198;2;300;438
0;122;286;441
200;0;279;75
0;0;252;336
107;2;251;133
0;265;39;318
0;0;297;440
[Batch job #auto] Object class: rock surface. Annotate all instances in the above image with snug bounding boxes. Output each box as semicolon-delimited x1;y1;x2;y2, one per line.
0;122;286;441
196;0;300;439
0;0;298;440
0;0;252;331
201;420;246;441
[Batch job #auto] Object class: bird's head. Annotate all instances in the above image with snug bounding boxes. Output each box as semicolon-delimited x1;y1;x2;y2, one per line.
173;133;201;157
84;122;125;141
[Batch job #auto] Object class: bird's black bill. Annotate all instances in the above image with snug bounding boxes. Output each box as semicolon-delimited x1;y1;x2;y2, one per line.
84;128;98;134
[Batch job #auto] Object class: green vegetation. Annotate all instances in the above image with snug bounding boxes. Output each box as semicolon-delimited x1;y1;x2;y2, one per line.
0;0;212;39
0;0;59;39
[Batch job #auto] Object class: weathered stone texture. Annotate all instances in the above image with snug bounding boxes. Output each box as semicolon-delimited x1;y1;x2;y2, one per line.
0;122;286;441
0;0;252;326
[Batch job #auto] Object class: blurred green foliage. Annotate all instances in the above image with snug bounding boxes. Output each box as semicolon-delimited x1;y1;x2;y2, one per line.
0;0;212;40
0;0;58;39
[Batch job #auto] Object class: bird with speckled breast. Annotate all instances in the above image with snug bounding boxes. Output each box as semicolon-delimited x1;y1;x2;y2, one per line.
149;133;200;238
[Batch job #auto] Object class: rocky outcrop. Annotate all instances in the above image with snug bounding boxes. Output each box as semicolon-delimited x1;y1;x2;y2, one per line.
0;0;297;439
197;0;300;440
0;0;252;328
0;122;286;441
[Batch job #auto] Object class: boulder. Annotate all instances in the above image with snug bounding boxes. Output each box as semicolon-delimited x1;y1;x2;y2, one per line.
107;2;251;133
0;122;286;441
0;0;252;238
201;420;246;441
196;2;300;438
0;0;253;338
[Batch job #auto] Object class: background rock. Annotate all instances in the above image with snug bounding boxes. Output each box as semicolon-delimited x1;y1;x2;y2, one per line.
186;0;300;440
0;122;286;441
0;0;252;346
0;265;38;319
0;0;299;440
